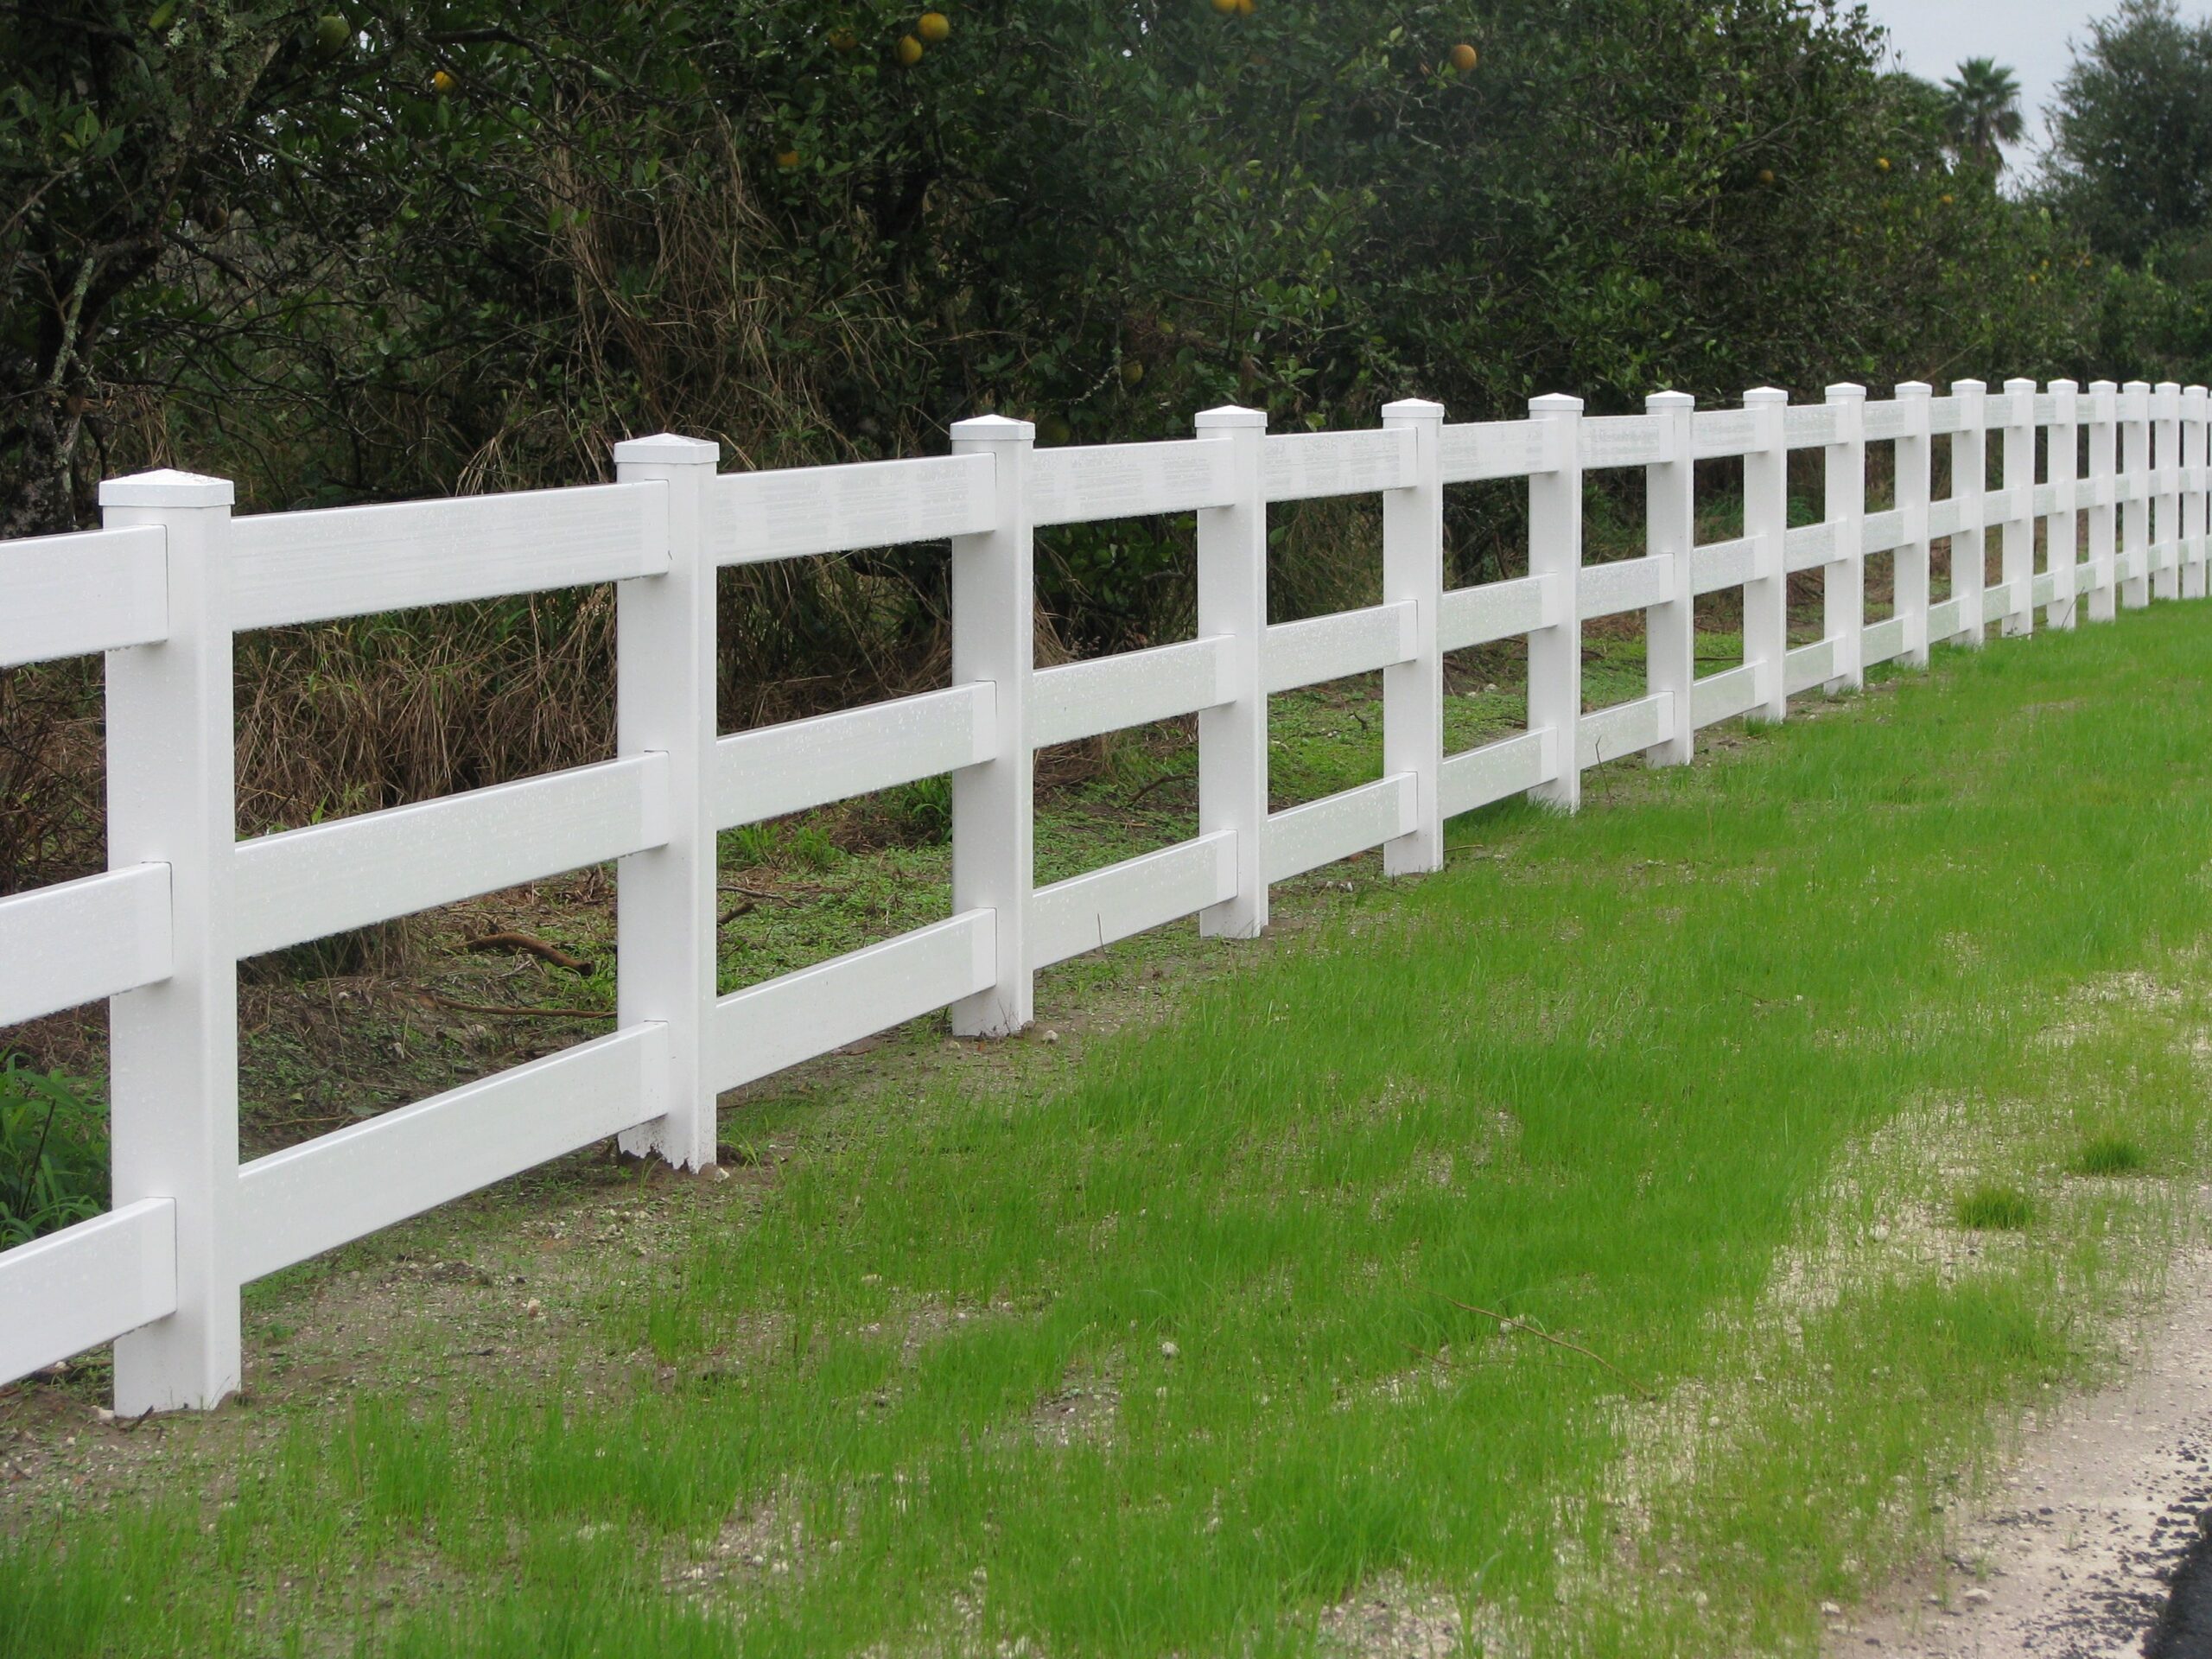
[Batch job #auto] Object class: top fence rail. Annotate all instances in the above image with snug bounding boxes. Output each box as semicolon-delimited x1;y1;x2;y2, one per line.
1;374;2204;1414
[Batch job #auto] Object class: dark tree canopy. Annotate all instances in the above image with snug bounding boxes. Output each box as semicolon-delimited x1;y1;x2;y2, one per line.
2041;0;2212;266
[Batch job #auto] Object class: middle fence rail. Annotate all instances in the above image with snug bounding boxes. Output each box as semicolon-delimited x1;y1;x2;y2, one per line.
0;375;2203;1410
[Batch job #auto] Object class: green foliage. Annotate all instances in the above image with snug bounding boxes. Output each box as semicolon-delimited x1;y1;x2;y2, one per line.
880;775;954;847
0;1058;107;1247
2044;0;2212;267
1;4;2118;601
2073;1133;2148;1175
784;825;842;872
1953;1182;2036;1231
4;0;2207;855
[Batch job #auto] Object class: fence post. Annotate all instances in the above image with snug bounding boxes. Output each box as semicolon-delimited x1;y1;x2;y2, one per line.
1195;404;1269;938
99;469;240;1414
2001;378;2036;638
1743;387;1789;721
1529;393;1584;810
1824;383;1866;692
2088;380;2118;622
2186;386;2209;601
1643;390;1695;765
1382;398;1446;874
2155;382;2183;601
1897;381;1934;668
2122;382;2152;610
2049;381;2079;630
950;415;1035;1038
612;435;720;1170
1949;379;1986;648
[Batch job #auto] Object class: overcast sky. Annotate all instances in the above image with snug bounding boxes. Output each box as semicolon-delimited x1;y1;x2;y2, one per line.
1859;0;2209;175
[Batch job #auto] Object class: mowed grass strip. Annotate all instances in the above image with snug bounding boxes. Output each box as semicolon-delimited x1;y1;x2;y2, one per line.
8;607;2212;1656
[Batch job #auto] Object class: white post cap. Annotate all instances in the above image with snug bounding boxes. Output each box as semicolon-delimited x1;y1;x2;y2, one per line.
1195;404;1267;430
100;469;233;509
950;414;1035;443
613;433;721;466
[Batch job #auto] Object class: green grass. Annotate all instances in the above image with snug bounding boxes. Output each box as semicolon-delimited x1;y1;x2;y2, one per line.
2073;1134;2149;1176
1952;1183;2037;1231
7;609;2212;1656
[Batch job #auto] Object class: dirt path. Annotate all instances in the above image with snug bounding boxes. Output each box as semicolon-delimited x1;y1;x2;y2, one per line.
1828;1199;2212;1659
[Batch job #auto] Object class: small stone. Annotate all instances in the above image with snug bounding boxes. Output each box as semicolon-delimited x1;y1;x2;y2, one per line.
1693;1591;1709;1609
1042;1029;1059;1045
1160;1340;1180;1360
1821;1601;1843;1617
1962;1587;1992;1605
525;1298;544;1319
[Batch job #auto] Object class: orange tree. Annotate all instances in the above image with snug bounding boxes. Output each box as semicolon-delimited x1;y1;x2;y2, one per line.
5;1;2101;666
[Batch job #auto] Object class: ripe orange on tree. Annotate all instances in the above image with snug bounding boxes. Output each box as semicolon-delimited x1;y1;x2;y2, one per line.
918;10;950;42
432;68;456;94
896;34;924;64
1449;42;1478;72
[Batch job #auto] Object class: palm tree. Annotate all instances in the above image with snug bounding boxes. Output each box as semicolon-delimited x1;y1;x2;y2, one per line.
1942;58;2026;169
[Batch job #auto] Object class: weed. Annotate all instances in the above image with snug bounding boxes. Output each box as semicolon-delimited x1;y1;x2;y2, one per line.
2073;1134;2148;1176
722;823;779;867
0;1058;106;1246
880;775;953;846
1953;1182;2037;1231
785;825;841;871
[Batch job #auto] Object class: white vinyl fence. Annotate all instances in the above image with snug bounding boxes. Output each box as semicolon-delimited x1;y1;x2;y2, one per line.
0;375;2202;1411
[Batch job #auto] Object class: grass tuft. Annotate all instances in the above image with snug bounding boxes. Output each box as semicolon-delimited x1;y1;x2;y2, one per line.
2072;1134;2149;1176
1953;1182;2037;1231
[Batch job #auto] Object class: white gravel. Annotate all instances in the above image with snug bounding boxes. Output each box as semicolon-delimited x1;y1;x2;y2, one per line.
1828;1209;2212;1659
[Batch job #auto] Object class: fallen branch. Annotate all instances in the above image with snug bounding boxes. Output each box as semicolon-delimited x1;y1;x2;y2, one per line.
460;931;593;973
1442;1298;1654;1400
1126;771;1193;810
420;993;614;1022
718;881;811;904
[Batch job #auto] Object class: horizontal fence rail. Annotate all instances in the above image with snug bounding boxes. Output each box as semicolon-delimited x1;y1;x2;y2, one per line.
0;376;2204;1412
